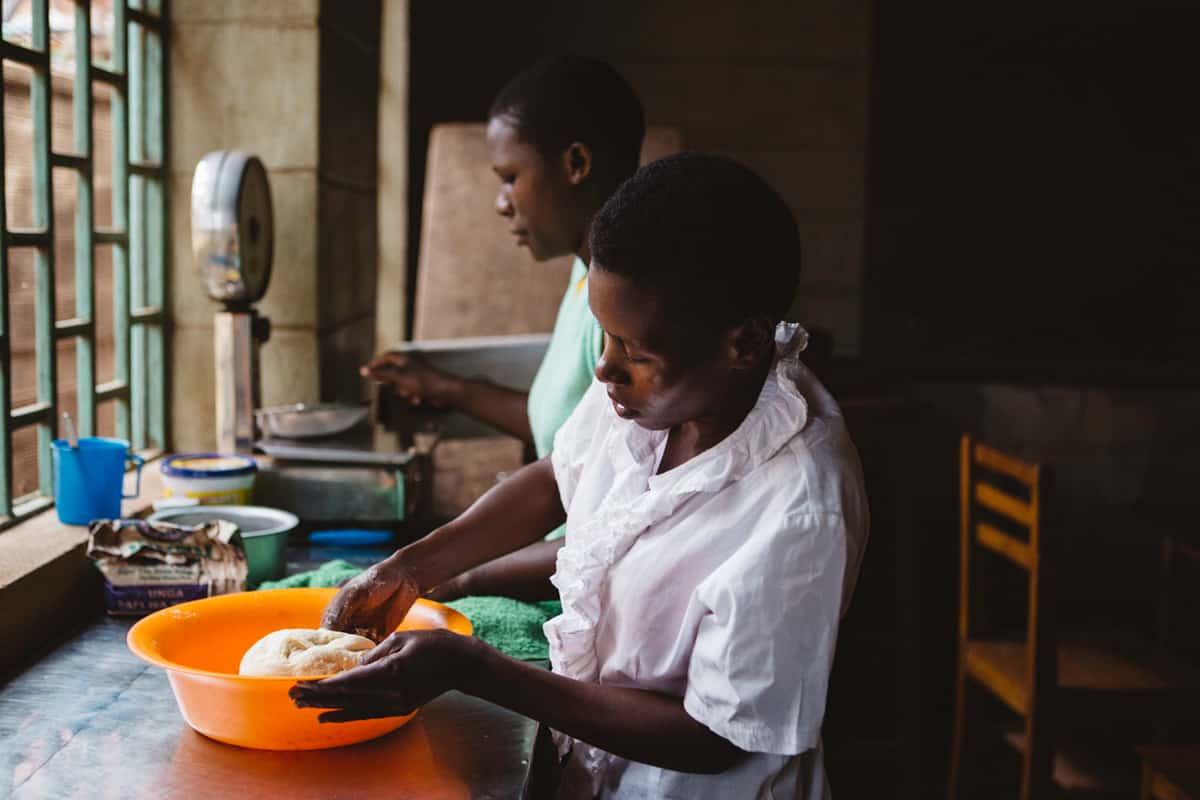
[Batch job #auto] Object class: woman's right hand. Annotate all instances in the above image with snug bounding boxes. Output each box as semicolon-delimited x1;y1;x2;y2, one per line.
360;351;461;408
320;555;421;644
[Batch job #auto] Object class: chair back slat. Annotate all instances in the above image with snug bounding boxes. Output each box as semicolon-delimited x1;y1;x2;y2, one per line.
976;521;1032;569
958;433;1051;654
973;441;1040;485
974;482;1036;528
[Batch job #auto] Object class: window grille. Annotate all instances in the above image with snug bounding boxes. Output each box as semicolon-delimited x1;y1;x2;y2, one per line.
1;0;166;528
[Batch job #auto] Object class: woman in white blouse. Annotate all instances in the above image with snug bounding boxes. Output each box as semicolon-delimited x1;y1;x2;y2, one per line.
296;153;869;799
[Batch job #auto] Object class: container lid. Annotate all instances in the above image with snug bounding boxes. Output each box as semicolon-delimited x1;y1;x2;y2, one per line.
152;496;201;512
161;453;257;478
309;529;393;547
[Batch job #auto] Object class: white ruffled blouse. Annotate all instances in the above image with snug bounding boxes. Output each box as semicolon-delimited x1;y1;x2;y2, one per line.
544;323;870;799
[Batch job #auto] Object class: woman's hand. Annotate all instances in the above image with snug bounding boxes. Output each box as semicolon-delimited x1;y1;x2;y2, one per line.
320;556;421;644
360;351;461;408
289;630;483;722
293;630;748;773
424;539;564;603
423;572;471;603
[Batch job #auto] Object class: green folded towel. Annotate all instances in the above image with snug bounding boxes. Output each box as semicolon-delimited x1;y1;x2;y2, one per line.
257;561;560;662
259;559;363;590
446;596;561;662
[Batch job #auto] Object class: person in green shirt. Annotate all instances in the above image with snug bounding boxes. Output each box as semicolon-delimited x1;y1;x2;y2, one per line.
361;56;644;600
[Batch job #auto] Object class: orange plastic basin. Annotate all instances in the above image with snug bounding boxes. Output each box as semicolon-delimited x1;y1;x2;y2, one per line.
127;588;472;750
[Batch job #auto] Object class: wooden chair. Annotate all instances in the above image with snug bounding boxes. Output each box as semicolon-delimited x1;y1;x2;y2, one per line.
948;435;1200;800
1138;745;1200;800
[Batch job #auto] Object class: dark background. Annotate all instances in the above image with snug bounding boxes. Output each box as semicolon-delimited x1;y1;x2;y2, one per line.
865;3;1200;371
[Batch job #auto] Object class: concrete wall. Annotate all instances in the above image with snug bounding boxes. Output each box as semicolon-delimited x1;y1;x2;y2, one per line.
901;378;1200;634
911;384;1200;516
168;1;383;448
373;1;408;353
169;0;321;450
317;1;382;403
404;0;869;354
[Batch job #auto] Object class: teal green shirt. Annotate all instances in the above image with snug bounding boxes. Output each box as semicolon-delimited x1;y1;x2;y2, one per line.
527;258;602;541
528;257;603;459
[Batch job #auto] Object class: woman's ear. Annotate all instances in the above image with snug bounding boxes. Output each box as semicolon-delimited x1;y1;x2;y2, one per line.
562;142;594;186
727;317;775;368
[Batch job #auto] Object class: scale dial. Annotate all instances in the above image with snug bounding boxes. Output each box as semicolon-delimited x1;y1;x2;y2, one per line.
191;151;275;305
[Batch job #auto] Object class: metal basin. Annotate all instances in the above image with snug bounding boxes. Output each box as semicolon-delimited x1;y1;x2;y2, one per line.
255;403;370;439
149;505;298;588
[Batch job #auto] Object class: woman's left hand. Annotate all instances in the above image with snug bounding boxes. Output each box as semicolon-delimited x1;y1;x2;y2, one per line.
288;629;483;723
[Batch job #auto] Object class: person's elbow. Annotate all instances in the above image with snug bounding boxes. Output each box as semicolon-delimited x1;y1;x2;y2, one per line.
691;734;749;774
661;727;749;774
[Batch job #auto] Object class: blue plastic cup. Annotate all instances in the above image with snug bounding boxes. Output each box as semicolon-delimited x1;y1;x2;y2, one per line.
52;437;145;525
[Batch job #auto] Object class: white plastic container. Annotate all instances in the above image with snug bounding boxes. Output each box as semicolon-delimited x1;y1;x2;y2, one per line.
160;453;257;505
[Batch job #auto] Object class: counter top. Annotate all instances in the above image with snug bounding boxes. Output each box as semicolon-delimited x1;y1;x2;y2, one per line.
2;616;538;799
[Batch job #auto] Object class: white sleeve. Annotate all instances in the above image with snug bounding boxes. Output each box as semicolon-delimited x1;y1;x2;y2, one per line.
683;510;850;755
549;379;610;512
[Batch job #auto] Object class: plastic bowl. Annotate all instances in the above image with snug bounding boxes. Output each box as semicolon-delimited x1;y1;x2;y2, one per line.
127;588;472;750
148;505;298;588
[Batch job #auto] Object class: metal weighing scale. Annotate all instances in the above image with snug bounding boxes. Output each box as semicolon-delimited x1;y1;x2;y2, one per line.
190;151;418;526
191;150;273;454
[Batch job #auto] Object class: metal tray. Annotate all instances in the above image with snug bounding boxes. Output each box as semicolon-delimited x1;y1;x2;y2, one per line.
255;403;370;439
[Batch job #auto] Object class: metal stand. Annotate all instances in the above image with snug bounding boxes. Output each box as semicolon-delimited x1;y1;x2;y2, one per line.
214;310;267;454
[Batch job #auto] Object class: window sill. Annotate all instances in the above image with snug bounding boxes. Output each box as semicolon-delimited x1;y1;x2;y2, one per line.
0;463;167;676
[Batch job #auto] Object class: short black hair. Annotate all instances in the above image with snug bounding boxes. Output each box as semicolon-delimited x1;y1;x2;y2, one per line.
590;152;801;330
490;56;645;183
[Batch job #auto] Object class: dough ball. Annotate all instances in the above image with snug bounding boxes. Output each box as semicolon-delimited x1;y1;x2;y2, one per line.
239;628;377;677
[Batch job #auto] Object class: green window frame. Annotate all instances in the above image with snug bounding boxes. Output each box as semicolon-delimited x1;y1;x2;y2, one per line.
0;0;167;529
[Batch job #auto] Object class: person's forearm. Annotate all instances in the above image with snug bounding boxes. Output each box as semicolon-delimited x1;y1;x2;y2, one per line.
448;378;533;445
400;458;565;592
463;645;745;774
452;539;564;601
